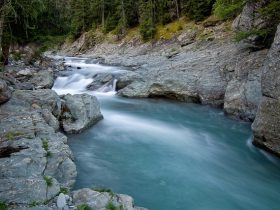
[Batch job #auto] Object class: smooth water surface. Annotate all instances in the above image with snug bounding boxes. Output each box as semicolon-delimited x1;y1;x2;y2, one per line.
53;57;280;210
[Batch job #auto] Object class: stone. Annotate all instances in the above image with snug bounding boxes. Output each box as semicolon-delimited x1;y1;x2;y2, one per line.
0;79;12;104
10;89;62;117
232;0;269;46
232;0;268;32
57;193;67;209
29;71;54;89
60;94;103;134
17;69;33;77
224;49;266;121
0;88;76;204
72;188;147;210
252;24;280;156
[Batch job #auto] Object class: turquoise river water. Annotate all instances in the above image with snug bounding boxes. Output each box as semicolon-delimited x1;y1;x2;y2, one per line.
53;57;280;210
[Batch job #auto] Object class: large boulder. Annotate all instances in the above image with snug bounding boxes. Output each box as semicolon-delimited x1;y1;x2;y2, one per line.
72;188;147;210
252;24;280;156
61;94;103;134
29;70;54;89
0;79;12;104
0;89;76;204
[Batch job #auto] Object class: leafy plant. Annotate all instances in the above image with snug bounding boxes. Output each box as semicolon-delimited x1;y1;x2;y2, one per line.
29;201;40;207
77;204;92;210
60;187;69;194
106;201;117;210
213;0;244;20
43;176;53;187
0;202;7;210
42;140;49;152
5;131;23;141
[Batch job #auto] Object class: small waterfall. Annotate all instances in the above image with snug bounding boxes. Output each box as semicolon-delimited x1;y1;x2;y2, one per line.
52;74;93;95
96;79;118;93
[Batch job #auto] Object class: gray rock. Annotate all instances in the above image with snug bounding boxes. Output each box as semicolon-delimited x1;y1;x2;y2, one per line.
72;188;147;210
0;177;60;204
177;31;196;47
224;50;266;121
17;69;33;77
10;89;62;117
61;94;103;134
232;0;269;46
232;0;268;32
29;70;54;89
87;73;114;91
0;79;12;104
252;24;280;156
57;193;67;209
0;89;76;204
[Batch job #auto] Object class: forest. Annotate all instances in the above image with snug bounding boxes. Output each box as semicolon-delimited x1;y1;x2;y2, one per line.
0;0;280;65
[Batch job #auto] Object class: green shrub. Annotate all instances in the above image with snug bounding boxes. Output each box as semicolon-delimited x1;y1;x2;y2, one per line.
60;187;69;194
29;201;40;207
0;202;7;210
184;0;216;21
5;131;23;141
77;204;92;210
140;18;156;41
43;176;53;187
214;0;244;20
106;201;117;210
42;140;49;152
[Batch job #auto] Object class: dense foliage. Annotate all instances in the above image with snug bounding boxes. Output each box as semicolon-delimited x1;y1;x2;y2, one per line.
0;0;280;66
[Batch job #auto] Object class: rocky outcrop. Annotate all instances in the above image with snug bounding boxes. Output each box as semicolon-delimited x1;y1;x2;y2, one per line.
232;0;269;46
224;49;267;121
72;188;147;210
0;79;12;104
0;89;77;204
29;70;54;89
232;0;268;32
60;94;103;134
252;24;280;156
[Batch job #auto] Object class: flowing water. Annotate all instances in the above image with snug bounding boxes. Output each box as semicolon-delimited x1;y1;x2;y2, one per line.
53;57;280;210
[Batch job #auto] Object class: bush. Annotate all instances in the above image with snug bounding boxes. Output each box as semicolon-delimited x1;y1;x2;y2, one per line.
140;18;156;41
214;0;244;20
184;0;216;21
77;204;92;210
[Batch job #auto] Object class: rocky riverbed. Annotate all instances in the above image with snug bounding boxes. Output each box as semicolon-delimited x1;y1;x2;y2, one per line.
0;59;146;209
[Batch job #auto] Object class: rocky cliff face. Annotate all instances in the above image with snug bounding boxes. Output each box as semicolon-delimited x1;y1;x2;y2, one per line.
252;24;280;156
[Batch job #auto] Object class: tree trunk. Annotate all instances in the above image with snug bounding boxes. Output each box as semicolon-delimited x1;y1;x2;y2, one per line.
175;0;180;19
2;42;9;65
121;0;126;34
102;0;105;29
0;3;6;68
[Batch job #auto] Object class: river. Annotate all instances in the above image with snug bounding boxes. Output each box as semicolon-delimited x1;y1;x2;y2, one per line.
52;57;280;210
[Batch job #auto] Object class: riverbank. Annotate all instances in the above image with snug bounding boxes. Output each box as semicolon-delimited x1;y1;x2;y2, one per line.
0;59;147;209
58;4;280;158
